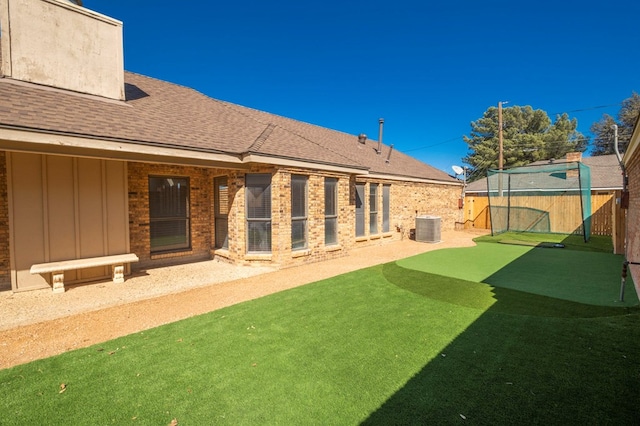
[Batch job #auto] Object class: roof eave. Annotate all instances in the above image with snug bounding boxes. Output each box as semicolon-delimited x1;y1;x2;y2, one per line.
241;153;368;174
361;171;462;186
0;126;248;169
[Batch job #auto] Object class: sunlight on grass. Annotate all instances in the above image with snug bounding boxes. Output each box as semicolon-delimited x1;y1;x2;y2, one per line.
397;243;533;283
398;242;638;307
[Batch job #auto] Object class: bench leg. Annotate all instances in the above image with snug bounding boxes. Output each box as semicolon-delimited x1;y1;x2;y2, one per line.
52;272;65;294
112;264;125;284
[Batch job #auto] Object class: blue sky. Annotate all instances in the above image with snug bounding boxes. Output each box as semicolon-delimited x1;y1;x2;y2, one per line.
87;0;639;175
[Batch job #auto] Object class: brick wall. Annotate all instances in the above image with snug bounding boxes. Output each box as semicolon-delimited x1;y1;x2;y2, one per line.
626;151;640;263
354;179;460;244
0;151;10;290
264;168;356;268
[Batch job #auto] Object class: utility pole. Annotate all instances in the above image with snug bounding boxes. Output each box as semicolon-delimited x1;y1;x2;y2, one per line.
498;101;504;170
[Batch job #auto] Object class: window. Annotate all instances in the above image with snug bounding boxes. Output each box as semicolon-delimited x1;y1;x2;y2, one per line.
324;178;338;245
214;176;229;249
246;174;272;253
149;176;190;253
355;183;365;237
370;183;378;235
383;184;391;233
291;175;308;250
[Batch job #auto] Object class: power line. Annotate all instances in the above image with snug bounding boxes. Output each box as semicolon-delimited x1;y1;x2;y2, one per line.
550;103;622;116
403;136;462;153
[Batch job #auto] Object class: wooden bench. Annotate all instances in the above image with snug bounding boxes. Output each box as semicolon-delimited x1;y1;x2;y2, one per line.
30;253;139;293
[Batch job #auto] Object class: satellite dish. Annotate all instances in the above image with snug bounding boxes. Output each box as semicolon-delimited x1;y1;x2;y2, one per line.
452;165;464;175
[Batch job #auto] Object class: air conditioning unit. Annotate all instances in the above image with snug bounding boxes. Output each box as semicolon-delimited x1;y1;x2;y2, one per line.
415;215;441;243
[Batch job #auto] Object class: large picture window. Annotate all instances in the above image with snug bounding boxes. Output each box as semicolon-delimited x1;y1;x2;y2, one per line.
370;183;379;235
246;174;272;253
324;178;338;245
291;175;308;250
214;176;229;249
149;176;190;253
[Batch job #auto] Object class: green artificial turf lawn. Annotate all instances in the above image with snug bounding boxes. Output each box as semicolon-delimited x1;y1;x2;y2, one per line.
397;242;638;307
1;244;638;425
474;231;614;253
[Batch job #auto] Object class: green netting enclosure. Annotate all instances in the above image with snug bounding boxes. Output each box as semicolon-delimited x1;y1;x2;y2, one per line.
486;161;591;241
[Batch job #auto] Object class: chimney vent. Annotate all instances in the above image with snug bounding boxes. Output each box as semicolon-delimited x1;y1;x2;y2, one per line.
386;144;394;163
358;134;367;144
377;118;384;154
565;152;582;163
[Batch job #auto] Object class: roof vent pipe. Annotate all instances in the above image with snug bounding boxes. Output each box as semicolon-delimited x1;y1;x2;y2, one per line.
358;133;367;144
386;144;394;163
377;118;384;154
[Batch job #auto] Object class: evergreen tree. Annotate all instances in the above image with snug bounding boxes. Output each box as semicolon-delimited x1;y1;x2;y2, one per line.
590;92;640;155
463;105;587;180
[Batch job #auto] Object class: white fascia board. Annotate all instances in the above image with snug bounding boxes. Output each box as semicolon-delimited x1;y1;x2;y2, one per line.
242;153;368;175
0;127;248;169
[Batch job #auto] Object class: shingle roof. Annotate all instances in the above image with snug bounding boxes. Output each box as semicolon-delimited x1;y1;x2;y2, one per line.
0;70;456;183
465;154;623;193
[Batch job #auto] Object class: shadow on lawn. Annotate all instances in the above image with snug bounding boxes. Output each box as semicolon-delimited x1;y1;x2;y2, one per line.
360;260;640;424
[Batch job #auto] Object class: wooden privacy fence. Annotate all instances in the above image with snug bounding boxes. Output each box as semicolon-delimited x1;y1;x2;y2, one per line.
464;192;624;246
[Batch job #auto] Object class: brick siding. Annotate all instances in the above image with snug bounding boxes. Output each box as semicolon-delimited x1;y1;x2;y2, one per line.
626;151;640;263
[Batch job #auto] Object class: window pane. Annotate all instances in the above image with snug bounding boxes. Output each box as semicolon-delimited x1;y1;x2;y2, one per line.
370;184;378;234
369;184;378;213
325;217;337;245
383;184;390;233
246;174;271;219
291;175;307;218
247;221;271;252
214;176;229;249
325;178;338;245
370;213;378;234
291;219;307;250
149;177;190;252
150;219;189;250
215;217;228;249
246;174;272;253
355;183;365;237
215;176;229;216
324;178;337;216
149;178;189;218
291;175;307;250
